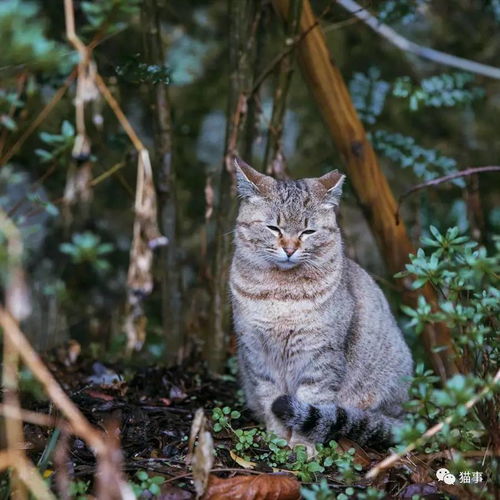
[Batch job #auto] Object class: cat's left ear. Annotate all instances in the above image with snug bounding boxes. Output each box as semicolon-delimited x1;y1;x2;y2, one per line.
318;170;345;207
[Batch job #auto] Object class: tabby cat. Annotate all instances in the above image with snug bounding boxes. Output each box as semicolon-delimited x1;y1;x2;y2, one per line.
229;157;413;451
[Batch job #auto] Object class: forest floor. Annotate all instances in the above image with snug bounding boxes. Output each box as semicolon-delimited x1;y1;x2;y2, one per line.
18;352;457;499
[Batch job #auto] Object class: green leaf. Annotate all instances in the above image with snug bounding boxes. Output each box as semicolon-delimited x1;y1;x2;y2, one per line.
61;120;75;137
135;470;149;481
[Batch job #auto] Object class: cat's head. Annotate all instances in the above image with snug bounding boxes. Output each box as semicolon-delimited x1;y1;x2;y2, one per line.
233;157;345;270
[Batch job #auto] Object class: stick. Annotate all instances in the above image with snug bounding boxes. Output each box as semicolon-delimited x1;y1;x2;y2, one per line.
0;308;105;454
336;0;500;80
396;166;500;223
366;369;500;479
94;73;145;152
0;452;56;500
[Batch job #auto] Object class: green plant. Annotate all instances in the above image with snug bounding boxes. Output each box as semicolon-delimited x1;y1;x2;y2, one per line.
81;0;140;35
211;406;241;432
130;470;165;497
301;479;335;500
68;479;91;500
60;231;114;272
35;120;75;164
394;227;499;457
371;130;463;185
393;72;485;111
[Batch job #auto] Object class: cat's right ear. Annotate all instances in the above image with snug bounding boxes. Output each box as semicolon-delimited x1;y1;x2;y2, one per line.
233;157;269;199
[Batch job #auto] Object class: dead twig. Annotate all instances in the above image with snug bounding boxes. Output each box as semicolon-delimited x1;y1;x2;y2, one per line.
0;452;56;500
366;369;500;479
396;166;500;224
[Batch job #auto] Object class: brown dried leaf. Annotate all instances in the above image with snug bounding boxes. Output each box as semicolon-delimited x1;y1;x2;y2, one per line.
125;150;166;352
203;474;300;500
186;409;214;499
338;438;372;468
229;450;256;470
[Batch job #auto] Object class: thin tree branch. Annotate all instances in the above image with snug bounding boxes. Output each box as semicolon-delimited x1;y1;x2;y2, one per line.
336;0;500;80
396;166;500;224
366;369;500;479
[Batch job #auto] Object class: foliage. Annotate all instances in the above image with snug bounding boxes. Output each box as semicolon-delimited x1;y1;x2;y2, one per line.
81;0;140;36
393;73;485;111
211;405;241;432
68;479;91;500
60;231;114;273
394;227;499;463
371;129;464;185
211;407;365;483
350;68;484;187
35;120;75;164
129;470;166;497
349;67;390;125
0;0;67;70
0;89;24;132
115;54;171;85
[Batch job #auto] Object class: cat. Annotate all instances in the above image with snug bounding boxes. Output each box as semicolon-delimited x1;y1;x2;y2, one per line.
229;157;413;451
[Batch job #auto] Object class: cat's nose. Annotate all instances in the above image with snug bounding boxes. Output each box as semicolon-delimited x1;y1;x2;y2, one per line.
283;247;296;257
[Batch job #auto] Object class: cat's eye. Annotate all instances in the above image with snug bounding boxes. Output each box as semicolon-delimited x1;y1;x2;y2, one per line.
266;225;282;234
301;229;316;236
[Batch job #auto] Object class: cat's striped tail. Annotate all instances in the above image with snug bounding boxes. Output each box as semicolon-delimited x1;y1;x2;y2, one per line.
271;395;401;449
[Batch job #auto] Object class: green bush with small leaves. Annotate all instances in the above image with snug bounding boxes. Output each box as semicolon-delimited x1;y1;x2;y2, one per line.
394;226;499;464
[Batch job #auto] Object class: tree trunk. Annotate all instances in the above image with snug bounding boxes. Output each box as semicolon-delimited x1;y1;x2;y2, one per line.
272;0;458;380
207;0;261;372
142;0;182;364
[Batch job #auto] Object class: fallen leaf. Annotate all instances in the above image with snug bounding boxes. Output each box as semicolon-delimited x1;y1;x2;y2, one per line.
203;474;300;500
84;390;115;401
187;409;214;498
159;484;194;499
338;437;372;468
229;450;256;469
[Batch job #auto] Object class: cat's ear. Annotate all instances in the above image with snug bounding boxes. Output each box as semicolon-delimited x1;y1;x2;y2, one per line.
318;170;345;207
233;156;272;199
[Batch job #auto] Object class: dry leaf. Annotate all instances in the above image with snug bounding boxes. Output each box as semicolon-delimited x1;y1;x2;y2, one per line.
338;438;372;468
203;474;300;500
187;409;214;499
125;150;167;352
229;450;256;470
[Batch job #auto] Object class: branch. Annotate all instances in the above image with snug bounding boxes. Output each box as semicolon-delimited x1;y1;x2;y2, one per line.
366;369;500;479
336;0;500;80
396;166;500;223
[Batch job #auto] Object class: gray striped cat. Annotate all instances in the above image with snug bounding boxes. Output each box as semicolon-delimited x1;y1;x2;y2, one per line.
229;158;413;452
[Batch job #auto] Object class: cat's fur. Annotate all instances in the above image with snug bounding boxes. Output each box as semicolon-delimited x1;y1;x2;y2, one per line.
229;158;413;450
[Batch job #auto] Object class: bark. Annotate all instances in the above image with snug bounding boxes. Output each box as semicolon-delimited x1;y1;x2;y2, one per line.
207;0;260;372
272;0;458;380
142;0;182;364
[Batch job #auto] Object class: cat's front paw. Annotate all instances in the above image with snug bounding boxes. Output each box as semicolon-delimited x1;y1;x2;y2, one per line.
265;414;291;441
289;432;317;459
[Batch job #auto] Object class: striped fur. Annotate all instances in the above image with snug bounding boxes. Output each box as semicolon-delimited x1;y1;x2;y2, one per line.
229;158;413;450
